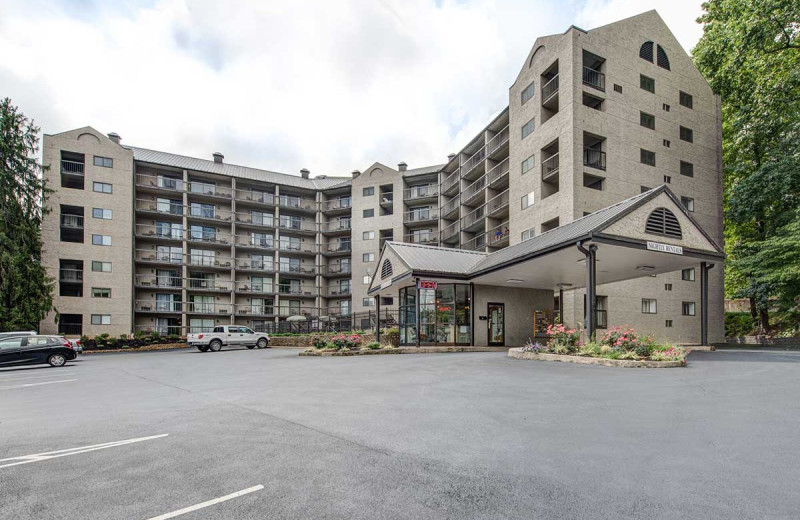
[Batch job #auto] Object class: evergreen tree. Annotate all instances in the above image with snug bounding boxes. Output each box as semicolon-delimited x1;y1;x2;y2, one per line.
0;97;54;330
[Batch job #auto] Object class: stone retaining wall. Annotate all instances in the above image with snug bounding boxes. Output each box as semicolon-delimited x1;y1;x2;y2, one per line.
269;335;372;347
723;337;800;348
507;348;686;368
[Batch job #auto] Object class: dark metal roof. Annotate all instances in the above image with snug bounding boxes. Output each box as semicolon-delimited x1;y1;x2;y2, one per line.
386;242;488;275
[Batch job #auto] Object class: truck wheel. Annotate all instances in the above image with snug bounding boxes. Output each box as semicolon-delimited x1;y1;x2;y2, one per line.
209;340;222;352
256;338;268;349
197;346;209;352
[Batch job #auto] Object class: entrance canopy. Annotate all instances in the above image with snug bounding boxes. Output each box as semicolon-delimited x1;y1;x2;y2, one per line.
369;186;724;341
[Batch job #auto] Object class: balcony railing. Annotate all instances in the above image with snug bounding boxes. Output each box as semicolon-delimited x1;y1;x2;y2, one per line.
461;146;486;177
583;148;606;171
234;235;275;249
404;233;437;245
188;206;232;222
486;125;509;155
325;286;352;297
487;190;509;214
236;191;275;205
379;193;394;205
461;204;486;229
440;197;459;217
278;264;316;275
278;196;316;211
488;221;510;246
235;212;275;227
321;199;352;211
321;220;351;233
324;264;351;275
187;302;233;315
235;283;276;294
463;175;486;202
277;307;315;318
235;304;276;317
135;275;182;288
136;250;184;264
583;66;605;91
404;209;438;223
403;185;438;201
235;258;275;271
136;173;184;191
136;199;185;216
60;214;84;229
541;74;559;103
61;160;84;175
59;268;83;282
278;219;317;232
136;224;185;240
187;182;232;198
542;153;560;181
487;158;509;186
440;221;459;242
188;256;232;268
325;243;352;253
187;231;232;245
462;233;487;251
135;300;184;313
441;169;460;193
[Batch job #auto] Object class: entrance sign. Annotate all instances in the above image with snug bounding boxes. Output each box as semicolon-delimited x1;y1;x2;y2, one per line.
380;280;391;290
417;279;438;290
646;241;683;255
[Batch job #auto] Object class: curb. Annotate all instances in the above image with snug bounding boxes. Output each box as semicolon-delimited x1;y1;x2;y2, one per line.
507;348;686;368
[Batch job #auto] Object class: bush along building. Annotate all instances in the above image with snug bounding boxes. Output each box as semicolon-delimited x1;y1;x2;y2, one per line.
39;11;724;346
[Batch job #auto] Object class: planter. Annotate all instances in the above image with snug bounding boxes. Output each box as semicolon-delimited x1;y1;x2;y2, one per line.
507;348;685;368
300;346;509;356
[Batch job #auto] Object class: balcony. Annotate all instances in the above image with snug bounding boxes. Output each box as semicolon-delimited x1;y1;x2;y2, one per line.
324;286;352;297
61;159;84;176
186;231;232;247
542;153;560;181
403;185;438;202
60;214;83;229
486;126;509;157
541;74;559;106
136;199;185;217
235;304;276;317
323;243;352;256
321;198;352;213
439;221;459;244
135;274;182;289
186;182;232;200
278;264;316;276
188;256;233;270
461;147;486;180
135;300;184;314
187;302;233;315
136;173;184;192
487;190;509;218
136;224;184;241
187;206;232;223
441;169;460;196
320;220;351;234
279;243;317;256
404;209;438;225
235;212;276;228
583;148;606;171
440;197;460;220
486;158;509;188
461;204;486;232
487;221;510;248
136;250;184;265
322;264;351;276
404;233;437;245
277;195;316;212
278;219;317;234
583;66;605;91
235;283;276;295
277;307;315;318
234;235;275;250
59;268;83;283
462;175;486;205
235;190;275;206
234;258;275;272
462;233;487;252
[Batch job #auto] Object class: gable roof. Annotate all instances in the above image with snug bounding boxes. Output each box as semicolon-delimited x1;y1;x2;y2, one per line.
384;242;488;276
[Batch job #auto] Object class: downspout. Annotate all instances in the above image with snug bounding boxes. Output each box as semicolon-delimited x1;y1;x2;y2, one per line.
576;240;597;340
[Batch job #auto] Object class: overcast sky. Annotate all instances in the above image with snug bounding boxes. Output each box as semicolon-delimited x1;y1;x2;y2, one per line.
0;0;706;177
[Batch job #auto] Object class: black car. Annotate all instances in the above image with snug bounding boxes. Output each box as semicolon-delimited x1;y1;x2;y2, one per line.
0;335;77;368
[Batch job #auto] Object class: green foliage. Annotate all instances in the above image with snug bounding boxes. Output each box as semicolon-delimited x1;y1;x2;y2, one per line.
311;335;328;349
693;1;800;331
383;328;400;347
365;341;381;350
725;312;756;337
0;98;54;331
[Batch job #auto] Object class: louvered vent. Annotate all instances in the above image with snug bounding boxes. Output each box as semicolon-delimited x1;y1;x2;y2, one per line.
656;45;670;70
645;207;682;239
381;259;393;280
639;41;654;62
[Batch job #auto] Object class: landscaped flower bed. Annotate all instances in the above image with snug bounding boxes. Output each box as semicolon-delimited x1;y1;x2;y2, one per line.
512;325;687;367
302;333;397;354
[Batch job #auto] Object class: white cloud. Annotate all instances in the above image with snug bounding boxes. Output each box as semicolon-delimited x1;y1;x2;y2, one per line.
0;0;705;176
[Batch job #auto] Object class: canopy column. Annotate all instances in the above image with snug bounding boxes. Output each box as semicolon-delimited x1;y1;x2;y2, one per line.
375;295;381;344
578;242;598;339
700;262;715;346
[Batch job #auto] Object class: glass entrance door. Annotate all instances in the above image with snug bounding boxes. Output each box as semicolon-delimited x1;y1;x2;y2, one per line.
488;303;505;346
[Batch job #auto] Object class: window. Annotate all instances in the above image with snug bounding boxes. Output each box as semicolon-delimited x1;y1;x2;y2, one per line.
639;41;654;62
680;161;694;177
521;82;535;104
666;320;673;328
93;181;112;194
640;112;655;130
521;228;535;241
682;268;696;281
665;283;673;291
91;314;111;325
613;84;622;93
92;234;112;246
663;103;670;112
663;139;671;148
0;337;25;350
92;208;112;219
92;261;111;272
381;297;394;306
363;231;375;240
521;155;535;174
363;209;374;218
521;191;535;209
363;253;375;262
680;126;694;143
640;149;656;166
362;298;374;307
521;118;535;139
363;187;374;196
92;288;111;298
682;302;696;316
190;202;215;219
93;156;113;168
664;175;671;184
363;275;371;285
656;44;670;70
640;74;655;93
645;207;682;239
679;91;693;109
681;196;695;212
381;259;393;279
641;299;657;314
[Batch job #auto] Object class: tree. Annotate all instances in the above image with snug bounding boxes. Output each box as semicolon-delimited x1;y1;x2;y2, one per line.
0;97;54;331
693;0;800;332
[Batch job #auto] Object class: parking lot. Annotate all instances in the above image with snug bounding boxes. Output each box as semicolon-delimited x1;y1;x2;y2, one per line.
1;347;799;519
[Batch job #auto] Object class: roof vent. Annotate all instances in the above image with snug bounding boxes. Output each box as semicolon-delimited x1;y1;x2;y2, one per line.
107;132;121;144
300;168;310;179
352;170;360;179
447;153;456;161
645;207;682;239
212;152;224;164
398;161;407;172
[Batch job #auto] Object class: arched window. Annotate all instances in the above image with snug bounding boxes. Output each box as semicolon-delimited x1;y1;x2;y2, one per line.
639;41;654;63
656;44;670;70
645;207;682;239
381;259;393;280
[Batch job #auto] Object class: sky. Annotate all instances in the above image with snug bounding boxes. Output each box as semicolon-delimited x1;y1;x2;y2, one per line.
0;0;707;177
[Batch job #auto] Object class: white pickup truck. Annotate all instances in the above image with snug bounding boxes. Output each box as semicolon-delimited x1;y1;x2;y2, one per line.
187;325;270;352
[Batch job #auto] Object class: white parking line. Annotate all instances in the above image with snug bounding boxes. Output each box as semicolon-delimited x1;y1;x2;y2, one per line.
146;485;264;520
0;379;77;391
0;434;169;469
0;372;75;382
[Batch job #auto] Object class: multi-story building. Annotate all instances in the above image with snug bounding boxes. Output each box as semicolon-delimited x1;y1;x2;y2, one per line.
38;10;724;343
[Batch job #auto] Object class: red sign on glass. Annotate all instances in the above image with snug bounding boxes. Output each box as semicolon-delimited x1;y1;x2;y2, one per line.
417;280;438;290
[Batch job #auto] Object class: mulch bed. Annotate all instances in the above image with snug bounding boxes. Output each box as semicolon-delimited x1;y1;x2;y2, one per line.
83;343;190;354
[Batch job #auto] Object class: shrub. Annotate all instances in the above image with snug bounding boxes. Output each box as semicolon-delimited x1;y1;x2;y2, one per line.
365;341;381;350
650;345;686;362
331;333;363;350
383;328;400;347
311;335;328;349
546;324;581;350
725;312;755;337
578;342;602;357
521;339;550;353
634;342;653;358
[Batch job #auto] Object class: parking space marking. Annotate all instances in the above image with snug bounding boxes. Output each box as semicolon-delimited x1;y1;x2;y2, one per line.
0;379;77;391
0;372;75;382
0;434;169;469
146;485;264;520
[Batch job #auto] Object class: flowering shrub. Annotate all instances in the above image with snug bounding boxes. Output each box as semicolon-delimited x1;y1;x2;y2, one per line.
546;323;581;352
650;345;686;362
521;340;550;353
331;334;363;350
311;335;329;349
